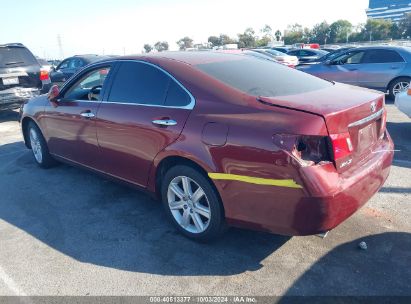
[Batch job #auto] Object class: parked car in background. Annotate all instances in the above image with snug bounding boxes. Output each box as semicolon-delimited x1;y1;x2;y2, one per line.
253;49;299;67
395;88;411;118
271;47;292;54
50;54;110;86
297;46;411;99
299;47;355;65
36;58;53;72
0;43;50;111
21;52;393;241
287;49;329;63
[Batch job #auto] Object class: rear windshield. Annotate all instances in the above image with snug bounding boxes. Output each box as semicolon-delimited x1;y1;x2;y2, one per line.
195;56;332;97
0;47;38;67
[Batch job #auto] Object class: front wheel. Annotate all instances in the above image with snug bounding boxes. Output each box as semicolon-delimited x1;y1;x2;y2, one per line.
27;122;56;168
161;165;225;241
388;77;410;100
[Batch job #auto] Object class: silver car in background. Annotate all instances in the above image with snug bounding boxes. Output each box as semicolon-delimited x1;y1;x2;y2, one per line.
297;46;411;99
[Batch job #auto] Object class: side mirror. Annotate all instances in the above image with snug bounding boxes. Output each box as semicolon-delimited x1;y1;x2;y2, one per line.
50;66;56;72
47;85;60;106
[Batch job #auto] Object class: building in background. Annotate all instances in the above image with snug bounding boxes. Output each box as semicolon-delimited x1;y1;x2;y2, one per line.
366;0;411;22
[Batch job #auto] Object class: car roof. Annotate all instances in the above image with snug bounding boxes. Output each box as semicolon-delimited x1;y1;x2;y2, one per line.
352;45;411;52
107;51;255;66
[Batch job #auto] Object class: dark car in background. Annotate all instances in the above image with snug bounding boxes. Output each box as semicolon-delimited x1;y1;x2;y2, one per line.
297;46;411;99
287;49;329;63
50;54;110;86
299;47;355;65
0;43;50;111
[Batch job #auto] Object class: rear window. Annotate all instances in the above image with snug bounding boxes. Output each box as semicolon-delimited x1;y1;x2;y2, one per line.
0;47;38;67
195;56;332;97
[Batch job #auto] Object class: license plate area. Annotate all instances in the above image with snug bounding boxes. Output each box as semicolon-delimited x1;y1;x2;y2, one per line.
357;122;377;153
2;77;19;85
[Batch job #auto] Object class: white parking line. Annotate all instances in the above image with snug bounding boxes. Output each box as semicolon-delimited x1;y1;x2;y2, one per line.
0;265;26;296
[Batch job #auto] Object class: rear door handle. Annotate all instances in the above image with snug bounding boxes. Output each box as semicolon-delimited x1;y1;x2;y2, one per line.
152;119;177;126
80;111;95;118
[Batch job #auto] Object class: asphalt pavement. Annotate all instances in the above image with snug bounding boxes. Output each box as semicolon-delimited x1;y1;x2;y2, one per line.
0;102;410;296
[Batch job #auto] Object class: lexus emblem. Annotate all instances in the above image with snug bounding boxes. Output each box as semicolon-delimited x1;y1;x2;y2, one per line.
370;102;376;113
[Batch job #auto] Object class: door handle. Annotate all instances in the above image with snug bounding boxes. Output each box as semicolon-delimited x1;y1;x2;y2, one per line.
152;119;177;126
80;112;95;118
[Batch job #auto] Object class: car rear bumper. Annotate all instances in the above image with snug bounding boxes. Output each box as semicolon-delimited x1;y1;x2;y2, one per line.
217;133;394;236
0;87;40;110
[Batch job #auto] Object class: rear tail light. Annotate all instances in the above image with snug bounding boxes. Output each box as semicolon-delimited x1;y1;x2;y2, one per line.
273;134;332;166
408;88;411;95
40;69;49;81
380;109;387;138
294;136;332;165
329;132;353;161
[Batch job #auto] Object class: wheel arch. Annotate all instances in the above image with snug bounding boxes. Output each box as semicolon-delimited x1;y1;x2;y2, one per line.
21;116;37;149
387;76;411;92
149;153;225;216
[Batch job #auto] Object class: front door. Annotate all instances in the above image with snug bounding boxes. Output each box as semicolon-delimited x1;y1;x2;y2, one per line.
324;50;366;85
95;61;193;187
43;65;112;168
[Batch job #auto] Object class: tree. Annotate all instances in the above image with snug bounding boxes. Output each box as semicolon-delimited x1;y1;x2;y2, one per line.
208;34;236;47
177;36;194;50
143;44;153;53
237;28;256;48
329;20;353;43
363;19;393;41
284;24;304;45
256;25;273;47
208;36;221;47
154;41;169;52
310;21;331;44
399;13;411;38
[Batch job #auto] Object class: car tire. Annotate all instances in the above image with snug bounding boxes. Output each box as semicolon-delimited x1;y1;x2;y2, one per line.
388;77;411;100
161;165;225;241
27;121;56;168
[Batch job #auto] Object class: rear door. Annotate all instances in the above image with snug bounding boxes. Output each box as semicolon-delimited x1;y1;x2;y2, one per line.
355;49;406;91
95;60;193;187
44;64;112;168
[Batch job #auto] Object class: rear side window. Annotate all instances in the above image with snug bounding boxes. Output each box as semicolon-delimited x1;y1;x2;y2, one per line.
0;47;38;67
165;80;191;107
362;50;404;63
196;56;332;97
108;62;169;105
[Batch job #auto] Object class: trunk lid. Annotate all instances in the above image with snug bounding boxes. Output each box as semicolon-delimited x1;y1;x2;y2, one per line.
258;83;386;171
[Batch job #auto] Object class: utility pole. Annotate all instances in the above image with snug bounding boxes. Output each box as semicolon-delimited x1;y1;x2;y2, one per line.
57;34;64;59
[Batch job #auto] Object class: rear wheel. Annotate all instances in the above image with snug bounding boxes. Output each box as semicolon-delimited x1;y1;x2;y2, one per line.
27;122;56;168
161;165;225;241
388;77;410;100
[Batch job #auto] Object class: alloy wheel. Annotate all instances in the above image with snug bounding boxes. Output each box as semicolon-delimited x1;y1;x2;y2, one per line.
392;81;410;95
167;176;211;234
29;128;43;163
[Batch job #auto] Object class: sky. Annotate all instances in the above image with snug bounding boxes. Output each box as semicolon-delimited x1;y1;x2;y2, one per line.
0;0;369;59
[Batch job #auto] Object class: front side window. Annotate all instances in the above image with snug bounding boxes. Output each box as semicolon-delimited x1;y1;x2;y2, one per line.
63;66;111;100
333;51;364;65
57;59;70;70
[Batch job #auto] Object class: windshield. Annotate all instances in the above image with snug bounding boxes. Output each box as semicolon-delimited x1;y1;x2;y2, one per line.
0;46;38;67
196;56;332;97
265;49;286;56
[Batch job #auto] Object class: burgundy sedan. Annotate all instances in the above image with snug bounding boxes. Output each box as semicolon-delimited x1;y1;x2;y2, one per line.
20;52;394;241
